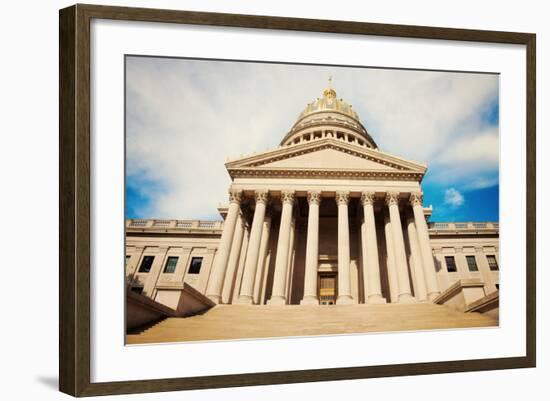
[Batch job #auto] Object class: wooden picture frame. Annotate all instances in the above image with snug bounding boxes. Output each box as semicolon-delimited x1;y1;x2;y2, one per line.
59;3;536;397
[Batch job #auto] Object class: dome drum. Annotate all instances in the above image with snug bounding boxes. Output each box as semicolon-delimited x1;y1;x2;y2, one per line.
283;127;375;149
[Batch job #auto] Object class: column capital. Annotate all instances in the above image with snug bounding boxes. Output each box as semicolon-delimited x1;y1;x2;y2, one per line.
280;190;295;205
307;190;322;206
336;191;350;205
228;189;243;204
360;191;376;206
254;190;270;205
409;192;423;206
385;191;400;206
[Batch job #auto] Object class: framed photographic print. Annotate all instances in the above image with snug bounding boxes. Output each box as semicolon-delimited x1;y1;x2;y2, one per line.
59;4;536;397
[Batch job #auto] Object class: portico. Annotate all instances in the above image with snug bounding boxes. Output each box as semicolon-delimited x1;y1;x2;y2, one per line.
206;185;441;306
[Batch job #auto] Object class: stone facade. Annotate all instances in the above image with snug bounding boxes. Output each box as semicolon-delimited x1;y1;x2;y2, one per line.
126;218;499;307
126;84;499;309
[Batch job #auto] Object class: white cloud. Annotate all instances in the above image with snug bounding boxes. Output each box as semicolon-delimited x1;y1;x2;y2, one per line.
444;188;465;207
125;57;498;219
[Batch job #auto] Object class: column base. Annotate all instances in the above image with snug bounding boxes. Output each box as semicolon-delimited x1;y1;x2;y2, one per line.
206;294;221;304
234;295;254;305
266;296;286;305
367;295;387;304
336;295;354;305
427;292;441;302
300;296;319;305
398;293;416;303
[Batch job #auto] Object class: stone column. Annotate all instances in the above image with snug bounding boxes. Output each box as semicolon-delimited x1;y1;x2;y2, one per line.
285;216;296;301
196;248;216;293
143;246;169;297
384;214;399;303
205;189;242;303
301;191;321;305
360;191;386;304
173;246;192;283
475;246;497;294
454;247;470;279
220;214;245;303
267;190;295;305
410;192;441;301
125;246;144;281
253;214;272;304
386;192;414;303
231;223;250;303
406;216;428;301
432;247;450;291
336;191;353;304
237;190;269;304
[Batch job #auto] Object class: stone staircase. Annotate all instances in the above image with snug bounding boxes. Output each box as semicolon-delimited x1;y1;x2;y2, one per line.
126;303;497;345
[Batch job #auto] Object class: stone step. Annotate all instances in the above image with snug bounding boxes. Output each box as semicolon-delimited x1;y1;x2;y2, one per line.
127;303;497;344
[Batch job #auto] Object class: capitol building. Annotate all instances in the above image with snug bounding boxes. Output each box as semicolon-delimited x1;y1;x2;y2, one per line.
125;83;499;343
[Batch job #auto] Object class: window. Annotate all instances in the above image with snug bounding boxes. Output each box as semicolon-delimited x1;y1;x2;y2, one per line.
445;256;457;272
138;255;155;273
188;257;203;274
466;255;478;271
125;255;131;266
163;256;179;274
487;255;499;271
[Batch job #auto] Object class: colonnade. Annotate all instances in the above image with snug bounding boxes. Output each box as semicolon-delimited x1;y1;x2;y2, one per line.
205;189;441;305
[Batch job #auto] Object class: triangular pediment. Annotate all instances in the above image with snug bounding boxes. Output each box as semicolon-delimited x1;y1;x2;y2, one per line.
225;138;426;181
260;147;400;170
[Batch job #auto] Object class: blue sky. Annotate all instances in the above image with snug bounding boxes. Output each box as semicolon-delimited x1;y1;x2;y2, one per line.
126;56;499;222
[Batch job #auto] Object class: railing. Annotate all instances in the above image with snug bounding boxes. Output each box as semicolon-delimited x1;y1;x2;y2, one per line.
129;219;148;227
428;222;499;231
176;221;193;228
152;219;171;227
127;219;223;230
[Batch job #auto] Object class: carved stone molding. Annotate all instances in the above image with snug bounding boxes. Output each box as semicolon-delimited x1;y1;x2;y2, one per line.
228;168;423;182
409;192;423;207
254;190;270;204
335;191;350;205
307;190;322;206
228;189;243;204
280;190;295;205
360;191;375;206
385;191;400;206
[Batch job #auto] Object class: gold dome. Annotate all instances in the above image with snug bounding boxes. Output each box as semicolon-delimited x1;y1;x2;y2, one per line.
280;79;377;149
297;84;360;122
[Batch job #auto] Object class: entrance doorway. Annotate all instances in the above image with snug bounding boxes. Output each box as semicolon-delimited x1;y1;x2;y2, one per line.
318;273;337;305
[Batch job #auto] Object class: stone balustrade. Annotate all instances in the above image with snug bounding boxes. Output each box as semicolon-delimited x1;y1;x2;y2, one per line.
428;222;499;233
126;218;224;231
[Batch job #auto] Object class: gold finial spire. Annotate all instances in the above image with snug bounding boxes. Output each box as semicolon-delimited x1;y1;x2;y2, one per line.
323;76;336;99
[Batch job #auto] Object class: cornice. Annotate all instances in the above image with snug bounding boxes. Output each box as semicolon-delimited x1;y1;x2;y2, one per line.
227;167;425;181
